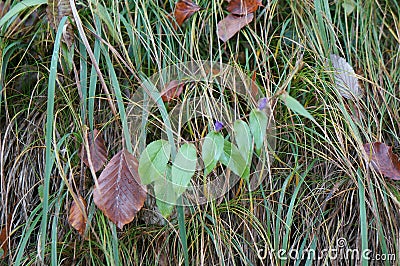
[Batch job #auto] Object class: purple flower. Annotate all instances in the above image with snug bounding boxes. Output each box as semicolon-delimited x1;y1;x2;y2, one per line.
258;97;268;110
214;120;224;131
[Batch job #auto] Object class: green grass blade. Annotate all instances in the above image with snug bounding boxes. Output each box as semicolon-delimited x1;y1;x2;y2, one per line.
40;16;68;263
314;0;329;55
102;48;132;152
111;223;120;266
282;161;316;254
295;233;310;266
0;0;47;29
88;16;102;130
177;200;189;266
357;169;368;266
140;75;176;157
0;41;22;110
51;182;66;266
79;41;88;123
14;204;43;265
304;236;317;266
274;171;294;261
367;179;390;266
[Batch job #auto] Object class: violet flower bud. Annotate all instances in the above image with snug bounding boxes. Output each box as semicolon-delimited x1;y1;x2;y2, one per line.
258;97;268;110
214;120;224;131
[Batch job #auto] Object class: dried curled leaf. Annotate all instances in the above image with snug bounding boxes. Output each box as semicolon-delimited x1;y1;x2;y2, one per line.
79;129;108;172
217;13;254;42
227;0;262;15
329;54;363;100
161;80;185;102
68;196;87;237
173;0;201;27
47;0;75;47
93;149;147;229
364;142;400;180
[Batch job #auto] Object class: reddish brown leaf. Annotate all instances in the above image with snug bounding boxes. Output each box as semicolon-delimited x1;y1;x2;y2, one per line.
174;0;201;27
250;71;259;98
364;142;400;180
217;13;254;42
0;215;11;259
68;196;87;237
93;149;147;229
161;80;185;102
79;129;108;172
227;0;262;15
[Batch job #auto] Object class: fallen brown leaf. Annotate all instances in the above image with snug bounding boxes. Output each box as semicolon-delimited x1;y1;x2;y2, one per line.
79;129;108;172
251;71;259;98
364;142;400;180
173;0;201;27
0;215;11;259
329;54;363;100
68;196;87;237
161;80;185;102
227;0;262;16
93;149;147;229
217;13;254;42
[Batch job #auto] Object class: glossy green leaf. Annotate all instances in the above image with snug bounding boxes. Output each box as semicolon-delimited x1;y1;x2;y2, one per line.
249;109;268;155
202;131;224;176
156;196;175;218
280;92;315;121
342;0;356;15
234;120;252;164
220;140;250;181
139;140;171;185
154;167;177;218
171;143;197;196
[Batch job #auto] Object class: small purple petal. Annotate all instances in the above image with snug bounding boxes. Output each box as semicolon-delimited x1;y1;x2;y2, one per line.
258;97;268;110
214;121;224;131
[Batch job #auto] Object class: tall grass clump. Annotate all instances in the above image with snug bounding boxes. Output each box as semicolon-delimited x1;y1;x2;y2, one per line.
0;0;400;265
